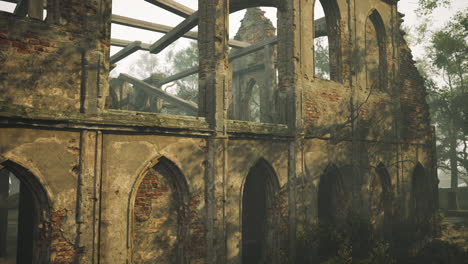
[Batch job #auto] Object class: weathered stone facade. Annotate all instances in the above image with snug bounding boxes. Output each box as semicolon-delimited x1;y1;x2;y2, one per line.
0;0;438;263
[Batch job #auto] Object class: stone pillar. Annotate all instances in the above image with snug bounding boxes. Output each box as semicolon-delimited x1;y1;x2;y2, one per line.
198;0;229;263
77;131;103;264
277;0;314;261
261;43;277;123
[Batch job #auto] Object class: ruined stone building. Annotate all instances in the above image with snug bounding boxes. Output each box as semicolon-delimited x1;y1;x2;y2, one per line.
0;0;439;263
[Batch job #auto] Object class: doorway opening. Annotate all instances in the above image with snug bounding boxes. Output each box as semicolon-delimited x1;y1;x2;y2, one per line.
242;159;279;264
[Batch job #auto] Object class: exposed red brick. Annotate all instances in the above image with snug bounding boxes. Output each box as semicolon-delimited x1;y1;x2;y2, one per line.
28;39;40;45
11;41;27;50
50;210;76;264
0;39;10;46
0;33;7;39
39;40;51;47
17;49;31;54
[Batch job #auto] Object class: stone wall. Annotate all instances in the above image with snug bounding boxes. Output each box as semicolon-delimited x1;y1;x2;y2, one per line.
0;0;438;263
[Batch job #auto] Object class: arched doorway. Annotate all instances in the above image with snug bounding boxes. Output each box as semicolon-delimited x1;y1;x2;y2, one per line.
0;161;50;264
411;163;435;225
132;157;190;263
242;159;279;264
318;164;349;225
369;163;393;239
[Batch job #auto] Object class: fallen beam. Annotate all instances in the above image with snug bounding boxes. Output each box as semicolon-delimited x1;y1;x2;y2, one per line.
145;0;194;18
119;73;198;114
110;41;142;64
112;15;249;48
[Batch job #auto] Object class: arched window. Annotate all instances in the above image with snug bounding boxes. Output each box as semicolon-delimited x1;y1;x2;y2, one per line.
0;161;50;263
314;0;342;82
229;6;278;123
365;10;388;91
242;159;280;263
131;157;190;263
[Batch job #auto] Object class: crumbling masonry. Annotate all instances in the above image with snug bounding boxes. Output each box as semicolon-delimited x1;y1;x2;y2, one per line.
0;0;438;263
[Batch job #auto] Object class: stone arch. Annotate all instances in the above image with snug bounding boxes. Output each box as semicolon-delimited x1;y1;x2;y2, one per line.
314;0;343;82
317;163;349;225
129;156;190;264
369;163;393;238
0;160;51;263
241;158;280;264
365;9;388;91
411;162;435;225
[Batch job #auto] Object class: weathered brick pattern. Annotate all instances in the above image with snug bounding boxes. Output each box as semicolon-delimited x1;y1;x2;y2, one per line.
133;166;180;263
50;210;76;264
398;27;432;142
187;194;206;262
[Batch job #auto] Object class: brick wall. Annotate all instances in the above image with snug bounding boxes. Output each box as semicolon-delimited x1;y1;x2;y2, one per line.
50;210;76;264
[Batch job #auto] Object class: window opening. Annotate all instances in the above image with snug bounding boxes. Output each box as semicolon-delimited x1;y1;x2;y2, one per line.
365;10;388;91
0;0;46;20
109;0;199;116
228;7;279;124
313;0;342;82
314;2;329;79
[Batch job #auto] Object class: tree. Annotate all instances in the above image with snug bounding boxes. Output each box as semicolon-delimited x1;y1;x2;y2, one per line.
166;41;198;103
416;0;451;16
315;37;330;79
423;10;468;209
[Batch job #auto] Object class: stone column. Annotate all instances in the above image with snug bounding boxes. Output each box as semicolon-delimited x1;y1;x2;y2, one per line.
198;0;230;263
77;131;103;264
277;0;314;261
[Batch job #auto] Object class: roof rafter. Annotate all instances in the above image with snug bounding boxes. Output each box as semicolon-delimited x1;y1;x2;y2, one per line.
111;14;249;48
145;0;194;18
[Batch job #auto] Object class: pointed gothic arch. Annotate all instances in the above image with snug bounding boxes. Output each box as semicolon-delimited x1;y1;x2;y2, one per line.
317;164;349;225
314;0;343;82
365;9;388;91
0;160;51;263
241;158;280;264
130;156;190;263
411;162;435;225
369;163;393;238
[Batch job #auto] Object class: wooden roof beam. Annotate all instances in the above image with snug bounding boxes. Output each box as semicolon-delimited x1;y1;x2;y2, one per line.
112;15;249;48
111;39;151;51
110;41;142;64
145;0;194;18
149;11;199;54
